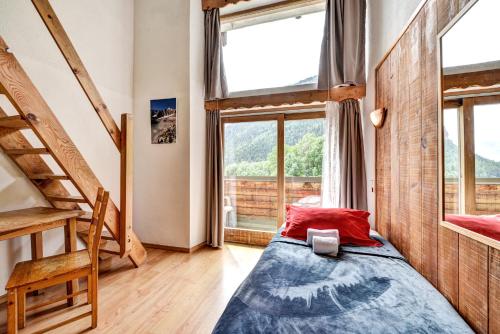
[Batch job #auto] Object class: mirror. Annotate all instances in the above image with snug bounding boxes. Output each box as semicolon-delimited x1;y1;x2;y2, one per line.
440;0;500;233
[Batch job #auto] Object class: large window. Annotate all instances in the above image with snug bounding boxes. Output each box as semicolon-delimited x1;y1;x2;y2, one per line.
222;8;325;94
223;112;325;232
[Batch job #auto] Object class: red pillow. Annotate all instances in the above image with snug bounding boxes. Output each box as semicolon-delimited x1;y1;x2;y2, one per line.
282;205;382;247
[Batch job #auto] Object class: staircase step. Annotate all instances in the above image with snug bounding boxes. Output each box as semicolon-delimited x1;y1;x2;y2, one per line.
4;148;49;155
29;173;69;180
77;211;93;222
76;223;114;241
0;115;29;129
47;195;86;203
78;232;120;255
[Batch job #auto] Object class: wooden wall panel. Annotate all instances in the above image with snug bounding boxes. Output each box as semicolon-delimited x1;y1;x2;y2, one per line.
458;235;489;334
420;0;439;287
375;60;391;239
398;31;410;258
389;48;401;251
490;248;500;334
374;0;499;331
438;225;459;306
407;17;423;272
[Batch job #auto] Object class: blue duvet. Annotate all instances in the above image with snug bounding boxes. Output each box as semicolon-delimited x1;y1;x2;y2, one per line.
213;231;472;333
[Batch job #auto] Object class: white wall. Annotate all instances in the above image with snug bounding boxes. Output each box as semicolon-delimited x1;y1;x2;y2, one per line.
0;0;133;289
364;0;422;224
133;0;206;249
189;0;207;248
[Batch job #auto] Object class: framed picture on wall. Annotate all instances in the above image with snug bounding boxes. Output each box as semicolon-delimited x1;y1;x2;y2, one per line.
150;98;177;144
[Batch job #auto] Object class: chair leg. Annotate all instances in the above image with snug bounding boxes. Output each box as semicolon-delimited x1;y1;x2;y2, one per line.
17;289;26;329
6;289;18;334
91;273;98;328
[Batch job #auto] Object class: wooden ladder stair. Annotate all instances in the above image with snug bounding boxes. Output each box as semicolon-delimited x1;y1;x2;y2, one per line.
0;36;146;267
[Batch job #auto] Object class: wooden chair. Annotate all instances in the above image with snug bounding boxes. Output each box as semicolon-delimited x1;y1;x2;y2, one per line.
5;188;109;334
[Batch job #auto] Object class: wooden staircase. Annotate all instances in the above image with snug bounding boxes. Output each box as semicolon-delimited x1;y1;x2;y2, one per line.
0;31;146;266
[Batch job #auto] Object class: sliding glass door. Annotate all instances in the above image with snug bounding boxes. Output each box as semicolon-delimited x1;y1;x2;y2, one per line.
284;116;324;208
223;112;325;233
223;117;279;232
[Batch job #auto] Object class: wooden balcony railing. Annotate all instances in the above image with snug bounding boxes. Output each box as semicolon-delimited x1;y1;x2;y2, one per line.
224;176;321;220
445;178;500;214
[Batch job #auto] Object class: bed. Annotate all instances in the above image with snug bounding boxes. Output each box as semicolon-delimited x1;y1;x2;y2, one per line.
213;230;473;334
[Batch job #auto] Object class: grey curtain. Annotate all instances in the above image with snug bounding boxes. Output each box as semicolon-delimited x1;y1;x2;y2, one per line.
318;0;366;88
204;9;228;100
206;109;224;247
338;99;367;210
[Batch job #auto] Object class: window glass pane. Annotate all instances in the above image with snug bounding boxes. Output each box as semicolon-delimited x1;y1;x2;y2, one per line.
223;11;325;93
224;121;278;232
284;118;324;208
442;0;500;67
474;103;500;214
443;108;460;214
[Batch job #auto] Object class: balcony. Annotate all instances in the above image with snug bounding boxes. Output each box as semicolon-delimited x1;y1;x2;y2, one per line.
224;176;321;232
445;178;500;214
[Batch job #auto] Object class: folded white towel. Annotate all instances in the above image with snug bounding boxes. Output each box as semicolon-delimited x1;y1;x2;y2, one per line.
306;228;340;246
312;236;339;257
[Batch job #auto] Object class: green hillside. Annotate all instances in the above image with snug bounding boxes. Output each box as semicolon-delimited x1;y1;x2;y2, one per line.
224;120;324;177
445;137;500;178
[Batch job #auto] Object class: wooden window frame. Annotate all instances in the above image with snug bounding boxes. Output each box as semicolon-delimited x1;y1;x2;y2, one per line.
443;95;500;216
222;110;325;240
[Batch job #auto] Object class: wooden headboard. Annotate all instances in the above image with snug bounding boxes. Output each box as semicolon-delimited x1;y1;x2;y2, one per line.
374;0;499;333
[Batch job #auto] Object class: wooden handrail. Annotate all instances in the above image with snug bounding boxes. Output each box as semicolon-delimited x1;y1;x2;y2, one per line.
205;85;366;110
120;114;133;257
31;0;121;150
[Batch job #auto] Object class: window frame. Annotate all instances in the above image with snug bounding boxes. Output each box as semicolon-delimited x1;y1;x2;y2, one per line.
442;95;500;215
220;1;326;96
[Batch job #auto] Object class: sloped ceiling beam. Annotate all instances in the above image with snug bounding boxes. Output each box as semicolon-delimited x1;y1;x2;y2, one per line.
202;0;251;10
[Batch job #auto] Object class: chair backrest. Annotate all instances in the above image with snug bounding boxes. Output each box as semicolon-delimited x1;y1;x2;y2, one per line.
87;187;110;266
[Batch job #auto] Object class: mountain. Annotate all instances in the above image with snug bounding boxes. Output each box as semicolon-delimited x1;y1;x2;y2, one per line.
224;120;324;166
445;135;500;178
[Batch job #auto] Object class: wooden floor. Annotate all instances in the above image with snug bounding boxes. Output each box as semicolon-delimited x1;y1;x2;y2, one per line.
0;243;264;334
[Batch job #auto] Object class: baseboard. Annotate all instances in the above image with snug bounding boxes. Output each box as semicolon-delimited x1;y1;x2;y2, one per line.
189;241;207;253
0;293;6;305
143;241;207;254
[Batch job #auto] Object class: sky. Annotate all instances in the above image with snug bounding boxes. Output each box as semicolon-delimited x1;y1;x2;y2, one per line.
223;11;325;92
442;0;500;162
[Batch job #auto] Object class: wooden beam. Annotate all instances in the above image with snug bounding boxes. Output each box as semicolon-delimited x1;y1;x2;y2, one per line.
221;103;325;117
205;85;365;110
0;36;146;267
120;114;133;257
443;99;462;108
31;0;121;150
459;98;476;214
443;68;500;90
221;0;324;23
202;0;249;10
444;85;500;98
